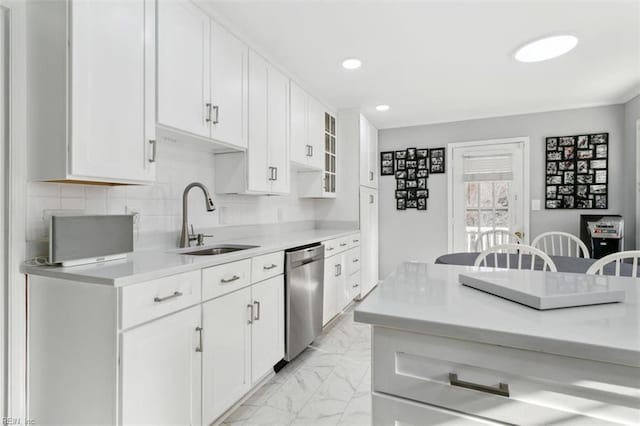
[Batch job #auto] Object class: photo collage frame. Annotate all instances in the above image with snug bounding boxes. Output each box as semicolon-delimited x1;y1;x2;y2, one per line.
545;133;608;209
380;147;445;210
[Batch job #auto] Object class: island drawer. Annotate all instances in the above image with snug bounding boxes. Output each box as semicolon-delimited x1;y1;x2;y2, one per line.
202;259;252;301
373;327;640;426
252;251;284;283
120;270;201;329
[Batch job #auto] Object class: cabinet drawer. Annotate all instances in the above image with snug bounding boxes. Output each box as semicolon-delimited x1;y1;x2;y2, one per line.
372;392;500;426
373;327;639;425
120;271;201;329
345;247;361;275
251;251;284;283
348;233;361;247
323;238;340;257
203;259;252;301
347;273;360;301
323;233;360;257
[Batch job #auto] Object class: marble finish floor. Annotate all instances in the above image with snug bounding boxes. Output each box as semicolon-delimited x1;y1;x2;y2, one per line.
223;305;372;425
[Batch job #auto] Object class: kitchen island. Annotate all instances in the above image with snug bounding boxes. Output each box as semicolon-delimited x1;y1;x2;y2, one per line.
355;262;640;425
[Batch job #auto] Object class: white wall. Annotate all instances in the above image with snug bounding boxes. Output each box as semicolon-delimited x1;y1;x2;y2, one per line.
378;104;630;278
26;141;318;257
624;95;640;248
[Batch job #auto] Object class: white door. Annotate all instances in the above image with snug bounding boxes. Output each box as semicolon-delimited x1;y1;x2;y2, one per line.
307;96;325;170
322;259;338;325
289;81;308;165
636;120;640;249
71;0;155;182
250;276;285;383
202;287;251;424
210;20;248;149
121;306;201;426
449;139;529;252
360;186;379;297
268;64;290;194
247;50;270;192
157;0;210;138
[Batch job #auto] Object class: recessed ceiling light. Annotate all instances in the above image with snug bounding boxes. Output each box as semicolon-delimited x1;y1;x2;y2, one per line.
342;58;362;70
514;35;578;63
376;104;390;112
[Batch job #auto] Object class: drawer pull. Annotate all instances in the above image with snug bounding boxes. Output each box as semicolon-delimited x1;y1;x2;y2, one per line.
352;284;359;288
326;247;334;251
353;259;359;263
253;301;261;320
220;275;240;284
353;239;359;243
449;373;510;397
339;243;347;247
247;304;254;324
153;291;183;303
263;264;278;270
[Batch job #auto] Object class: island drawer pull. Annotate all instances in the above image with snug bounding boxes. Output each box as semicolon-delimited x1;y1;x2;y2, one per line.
220;275;240;284
448;373;510;397
153;291;183;303
263;264;278;270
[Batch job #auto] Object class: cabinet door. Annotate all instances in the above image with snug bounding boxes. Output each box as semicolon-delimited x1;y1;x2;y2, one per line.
202;286;252;424
360;187;379;297
247;50;270;192
368;120;379;189
359;114;371;186
210;20;248;149
289;81;308;165
71;0;155;182
268;65;290;194
335;254;350;312
307;96;325;170
322;257;339;325
251;275;285;383
157;0;210;138
121;306;201;426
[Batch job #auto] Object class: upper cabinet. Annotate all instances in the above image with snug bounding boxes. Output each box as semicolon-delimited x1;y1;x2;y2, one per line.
215;50;290;195
27;0;156;184
359;114;379;189
157;1;248;150
290;82;324;170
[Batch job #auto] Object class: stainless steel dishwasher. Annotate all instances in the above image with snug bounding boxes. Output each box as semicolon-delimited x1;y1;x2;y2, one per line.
284;243;325;361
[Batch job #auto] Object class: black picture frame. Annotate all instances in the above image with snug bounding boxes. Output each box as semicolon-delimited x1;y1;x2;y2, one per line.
393;147;437;211
380;151;395;176
544;133;608;209
429;148;446;174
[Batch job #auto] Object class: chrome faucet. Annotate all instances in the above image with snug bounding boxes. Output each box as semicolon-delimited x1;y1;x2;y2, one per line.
180;182;216;248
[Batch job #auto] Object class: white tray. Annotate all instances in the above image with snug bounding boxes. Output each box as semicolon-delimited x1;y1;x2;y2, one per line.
459;270;625;310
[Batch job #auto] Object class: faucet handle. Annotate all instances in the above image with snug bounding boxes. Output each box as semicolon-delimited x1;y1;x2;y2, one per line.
196;233;213;246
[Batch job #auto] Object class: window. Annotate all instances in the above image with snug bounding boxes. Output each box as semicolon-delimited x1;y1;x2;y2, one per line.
464;181;511;251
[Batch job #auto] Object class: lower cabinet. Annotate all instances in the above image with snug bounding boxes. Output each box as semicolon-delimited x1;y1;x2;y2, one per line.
121;306;202;426
323;254;341;325
322;240;361;326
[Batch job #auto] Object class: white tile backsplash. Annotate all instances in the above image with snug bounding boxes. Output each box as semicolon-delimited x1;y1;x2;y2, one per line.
26;141;319;256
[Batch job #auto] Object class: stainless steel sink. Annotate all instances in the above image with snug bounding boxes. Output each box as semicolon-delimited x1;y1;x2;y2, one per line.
181;244;258;256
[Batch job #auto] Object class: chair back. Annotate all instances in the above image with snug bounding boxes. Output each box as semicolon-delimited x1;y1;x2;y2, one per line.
585;251;640;277
531;232;590;258
474;244;558;272
474;230;522;252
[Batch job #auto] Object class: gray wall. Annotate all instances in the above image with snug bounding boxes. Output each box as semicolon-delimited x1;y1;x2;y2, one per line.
624;95;640;247
378;104;632;278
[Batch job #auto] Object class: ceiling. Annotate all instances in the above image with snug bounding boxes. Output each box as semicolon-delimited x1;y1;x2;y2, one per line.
200;0;640;129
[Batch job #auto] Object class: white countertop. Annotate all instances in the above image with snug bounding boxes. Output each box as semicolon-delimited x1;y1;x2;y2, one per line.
354;262;640;367
21;228;359;287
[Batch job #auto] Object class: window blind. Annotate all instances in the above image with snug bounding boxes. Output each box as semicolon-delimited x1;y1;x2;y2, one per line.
463;154;513;182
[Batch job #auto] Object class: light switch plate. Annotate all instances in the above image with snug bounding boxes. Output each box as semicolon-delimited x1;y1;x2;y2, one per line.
531;199;541;211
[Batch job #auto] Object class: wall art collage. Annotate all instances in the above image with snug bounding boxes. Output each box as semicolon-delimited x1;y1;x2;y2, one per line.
545;133;608;209
380;147;445;211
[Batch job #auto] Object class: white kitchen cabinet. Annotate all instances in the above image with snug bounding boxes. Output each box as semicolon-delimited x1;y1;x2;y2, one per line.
202;286;252;424
360;186;379;298
297;111;337;198
27;0;156;184
158;1;248;150
215;50;290;194
359;114;378;189
290;82;324;170
121;306;202;426
250;275;285;383
323;256;340;326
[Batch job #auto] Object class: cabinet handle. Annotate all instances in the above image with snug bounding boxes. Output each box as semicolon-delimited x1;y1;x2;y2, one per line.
153;291;183;303
274;167;278;181
148;140;157;163
205;103;212;123
220;275;240;284
339;243;347;247
326;247;334;252
253;301;260;321
335;264;341;277
352;283;359;288
195;326;203;353
247;304;254;324
369;171;374;181
370;195;374;204
263;264;277;270
310;145;313;157
449;373;510;397
353;239;359;243
268;167;275;181
212;105;220;124
353;258;359;263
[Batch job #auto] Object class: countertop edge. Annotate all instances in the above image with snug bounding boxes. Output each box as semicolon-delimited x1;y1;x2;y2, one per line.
21;228;360;287
353;310;640;368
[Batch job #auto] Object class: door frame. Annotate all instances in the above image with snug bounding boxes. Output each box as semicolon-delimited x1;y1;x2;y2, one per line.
0;3;6;417
636;119;639;248
447;136;531;253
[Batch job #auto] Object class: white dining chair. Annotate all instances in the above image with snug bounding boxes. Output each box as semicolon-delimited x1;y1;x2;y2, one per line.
531;231;590;258
585;251;640;277
474;230;522;252
474;244;558;272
